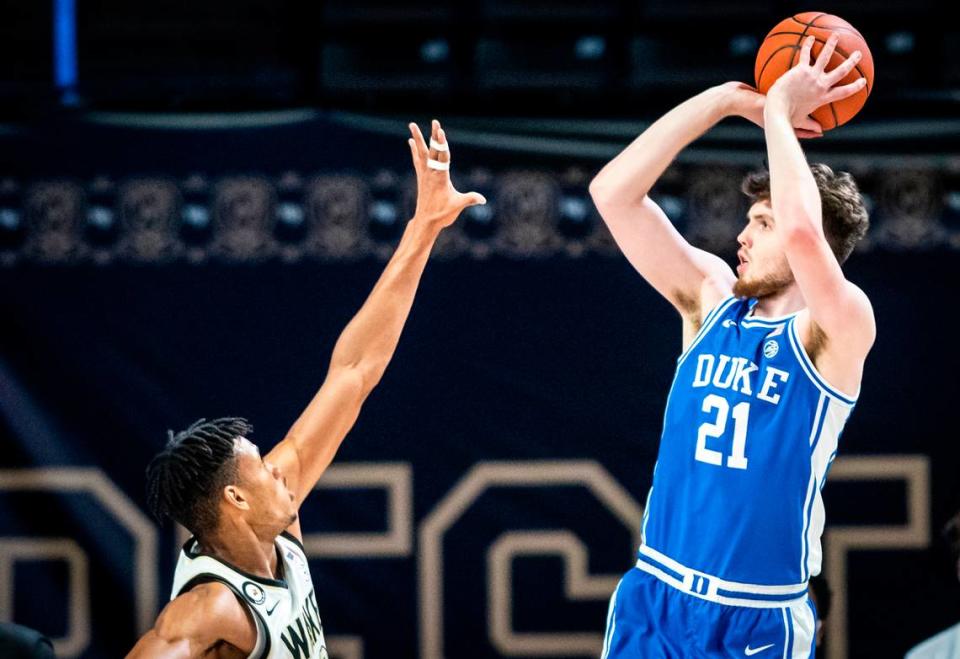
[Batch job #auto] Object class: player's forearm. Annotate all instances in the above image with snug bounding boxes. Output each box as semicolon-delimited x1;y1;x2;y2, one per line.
762;100;825;240
327;216;441;391
589;86;732;206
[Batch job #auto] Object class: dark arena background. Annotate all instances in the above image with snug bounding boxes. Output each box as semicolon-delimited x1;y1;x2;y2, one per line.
1;1;959;658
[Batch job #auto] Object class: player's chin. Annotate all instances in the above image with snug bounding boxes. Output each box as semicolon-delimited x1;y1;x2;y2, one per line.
732;276;752;298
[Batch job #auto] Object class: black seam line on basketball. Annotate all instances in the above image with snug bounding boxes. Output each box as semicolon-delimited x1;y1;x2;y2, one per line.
828;101;839;130
794;14;827;67
811;12;865;39
792;14;819;27
763;27;864;40
757;44;801;87
814;27;866;43
792;14;865;40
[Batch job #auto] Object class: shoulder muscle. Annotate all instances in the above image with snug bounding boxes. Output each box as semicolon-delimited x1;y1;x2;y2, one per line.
137;583;255;657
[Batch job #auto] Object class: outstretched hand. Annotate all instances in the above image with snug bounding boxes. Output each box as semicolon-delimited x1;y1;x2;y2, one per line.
408;119;487;230
765;33;867;126
718;81;823;139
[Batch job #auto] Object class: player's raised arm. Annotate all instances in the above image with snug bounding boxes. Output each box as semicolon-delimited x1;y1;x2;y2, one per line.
763;34;876;357
589;83;823;323
264;120;485;508
126;583;256;658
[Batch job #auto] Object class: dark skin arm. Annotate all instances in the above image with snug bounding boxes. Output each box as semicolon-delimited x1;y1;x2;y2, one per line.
130;122;484;658
126;583;257;658
263;120;485;539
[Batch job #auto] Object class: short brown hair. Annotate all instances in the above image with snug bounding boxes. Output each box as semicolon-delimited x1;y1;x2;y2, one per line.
741;163;869;263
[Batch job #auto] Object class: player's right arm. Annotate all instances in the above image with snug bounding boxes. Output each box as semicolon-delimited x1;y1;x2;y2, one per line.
126;583;256;658
588;83;821;328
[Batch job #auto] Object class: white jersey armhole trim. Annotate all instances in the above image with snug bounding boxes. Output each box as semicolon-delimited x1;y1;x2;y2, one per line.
786;317;858;406
677;295;738;367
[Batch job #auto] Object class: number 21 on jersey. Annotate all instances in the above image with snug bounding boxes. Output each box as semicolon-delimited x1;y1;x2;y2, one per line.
695;394;750;470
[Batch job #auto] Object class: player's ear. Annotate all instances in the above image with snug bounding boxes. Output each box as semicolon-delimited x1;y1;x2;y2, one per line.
224;484;250;511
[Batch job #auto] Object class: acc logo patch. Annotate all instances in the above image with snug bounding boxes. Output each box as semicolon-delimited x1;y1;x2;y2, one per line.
763;340;779;359
242;581;266;605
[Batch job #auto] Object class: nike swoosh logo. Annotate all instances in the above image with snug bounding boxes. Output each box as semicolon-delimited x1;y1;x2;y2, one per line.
266;601;279;616
745;644;775;656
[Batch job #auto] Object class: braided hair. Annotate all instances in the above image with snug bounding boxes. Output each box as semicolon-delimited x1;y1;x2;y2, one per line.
146;417;252;539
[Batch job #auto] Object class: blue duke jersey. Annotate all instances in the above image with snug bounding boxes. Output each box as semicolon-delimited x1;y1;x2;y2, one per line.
638;295;857;606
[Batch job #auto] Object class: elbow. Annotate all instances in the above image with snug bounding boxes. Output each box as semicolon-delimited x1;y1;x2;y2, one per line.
345;361;384;396
327;358;380;398
590;174;651;214
358;363;385;393
588;176;609;207
589;177;630;220
589;168;625;208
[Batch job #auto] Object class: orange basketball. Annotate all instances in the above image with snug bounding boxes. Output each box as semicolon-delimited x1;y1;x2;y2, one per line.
754;12;874;131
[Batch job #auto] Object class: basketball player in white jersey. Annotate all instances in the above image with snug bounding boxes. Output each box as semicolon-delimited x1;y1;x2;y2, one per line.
590;35;875;655
126;120;485;658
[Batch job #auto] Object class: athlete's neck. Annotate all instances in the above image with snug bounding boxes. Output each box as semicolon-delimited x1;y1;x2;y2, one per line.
200;518;281;581
748;281;805;319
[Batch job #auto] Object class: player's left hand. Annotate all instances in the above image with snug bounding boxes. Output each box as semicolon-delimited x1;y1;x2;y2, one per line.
718;81;823;138
765;32;866;125
407;119;486;230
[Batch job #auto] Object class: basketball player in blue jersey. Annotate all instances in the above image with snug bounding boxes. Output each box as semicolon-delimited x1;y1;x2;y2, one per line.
590;34;873;657
126;120;485;658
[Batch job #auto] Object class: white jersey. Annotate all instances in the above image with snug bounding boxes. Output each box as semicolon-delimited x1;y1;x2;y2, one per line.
171;531;327;659
906;622;960;659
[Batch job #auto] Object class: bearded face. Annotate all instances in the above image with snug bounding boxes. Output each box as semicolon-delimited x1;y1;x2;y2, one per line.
733;200;795;299
732;263;794;298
